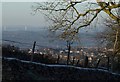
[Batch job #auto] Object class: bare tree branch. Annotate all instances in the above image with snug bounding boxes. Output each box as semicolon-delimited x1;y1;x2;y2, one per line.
32;0;120;40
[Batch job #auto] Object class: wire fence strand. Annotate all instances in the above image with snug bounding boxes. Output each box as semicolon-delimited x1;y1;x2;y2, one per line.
2;39;48;48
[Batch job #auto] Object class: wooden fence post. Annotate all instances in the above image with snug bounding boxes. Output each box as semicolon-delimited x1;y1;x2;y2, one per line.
96;59;101;68
76;59;80;66
72;57;75;65
67;41;71;65
107;57;109;71
84;56;88;68
31;41;36;62
57;54;60;64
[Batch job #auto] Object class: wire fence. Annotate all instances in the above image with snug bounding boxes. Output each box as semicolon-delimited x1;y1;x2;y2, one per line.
2;38;69;50
2;39;112;70
2;39;48;49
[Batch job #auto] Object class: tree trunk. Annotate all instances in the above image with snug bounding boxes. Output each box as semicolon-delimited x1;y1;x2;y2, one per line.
111;30;119;71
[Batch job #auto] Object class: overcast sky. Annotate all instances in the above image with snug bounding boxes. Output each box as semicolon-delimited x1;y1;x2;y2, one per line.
2;2;49;28
1;1;109;32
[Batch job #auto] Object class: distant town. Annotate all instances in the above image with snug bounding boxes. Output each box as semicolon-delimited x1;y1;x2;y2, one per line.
26;46;114;67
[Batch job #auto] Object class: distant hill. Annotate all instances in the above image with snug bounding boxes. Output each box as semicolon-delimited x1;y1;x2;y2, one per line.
2;30;99;49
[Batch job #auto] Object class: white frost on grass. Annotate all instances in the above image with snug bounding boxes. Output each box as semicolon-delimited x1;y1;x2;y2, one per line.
3;57;120;76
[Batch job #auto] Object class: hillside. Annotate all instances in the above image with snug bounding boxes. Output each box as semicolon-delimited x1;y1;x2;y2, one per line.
2;57;120;81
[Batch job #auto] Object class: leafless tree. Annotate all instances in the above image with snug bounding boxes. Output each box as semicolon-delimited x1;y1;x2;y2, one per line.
32;0;120;68
96;8;120;71
32;0;120;39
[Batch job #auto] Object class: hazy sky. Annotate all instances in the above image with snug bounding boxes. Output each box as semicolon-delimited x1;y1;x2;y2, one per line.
0;2;1;21
1;1;109;32
1;0;119;27
0;2;2;40
2;2;49;27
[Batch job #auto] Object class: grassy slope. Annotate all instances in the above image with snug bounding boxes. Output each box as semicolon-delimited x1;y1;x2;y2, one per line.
2;58;120;81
